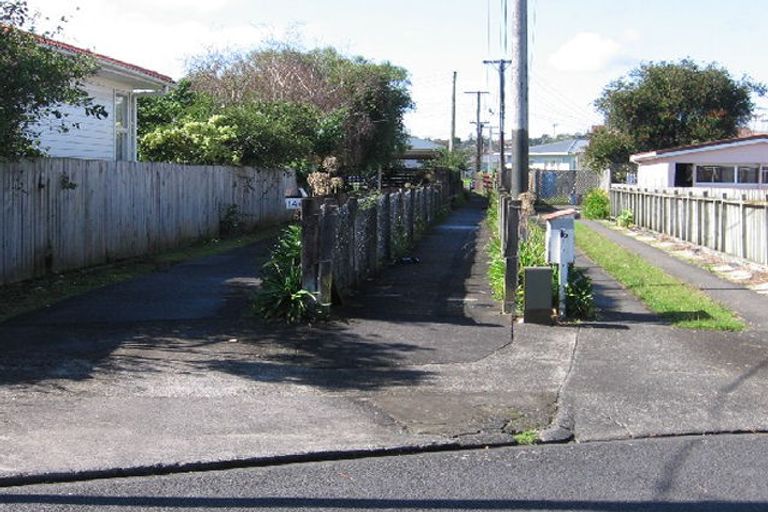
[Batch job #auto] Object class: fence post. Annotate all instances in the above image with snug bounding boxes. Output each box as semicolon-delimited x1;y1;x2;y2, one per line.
741;194;747;259
381;193;391;264
301;198;322;294
720;194;727;252
407;189;415;244
499;194;509;250
765;195;768;265
347;197;359;287
318;200;338;307
696;190;709;245
503;200;521;316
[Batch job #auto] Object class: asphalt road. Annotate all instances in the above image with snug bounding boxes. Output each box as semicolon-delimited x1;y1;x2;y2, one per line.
2;433;768;511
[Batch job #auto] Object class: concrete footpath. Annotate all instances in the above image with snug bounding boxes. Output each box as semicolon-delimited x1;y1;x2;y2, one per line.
0;197;575;484
559;219;768;442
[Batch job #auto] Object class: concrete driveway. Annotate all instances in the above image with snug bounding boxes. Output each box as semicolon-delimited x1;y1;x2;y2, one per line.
0;198;572;484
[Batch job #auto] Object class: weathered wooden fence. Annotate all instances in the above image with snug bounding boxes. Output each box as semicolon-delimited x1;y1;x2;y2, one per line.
1;158;296;285
301;185;447;303
610;185;768;265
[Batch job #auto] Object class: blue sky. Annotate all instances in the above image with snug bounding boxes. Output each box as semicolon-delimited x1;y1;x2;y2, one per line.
26;0;768;141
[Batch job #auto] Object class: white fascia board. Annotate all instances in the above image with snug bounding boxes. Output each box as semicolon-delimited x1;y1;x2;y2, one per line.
631;139;768;163
97;63;172;92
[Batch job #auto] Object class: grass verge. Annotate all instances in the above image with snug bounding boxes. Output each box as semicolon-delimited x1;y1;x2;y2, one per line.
0;226;284;324
575;222;744;331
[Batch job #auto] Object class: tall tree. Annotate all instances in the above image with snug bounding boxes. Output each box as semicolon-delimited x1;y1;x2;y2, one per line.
0;0;106;160
584;59;764;172
184;45;412;173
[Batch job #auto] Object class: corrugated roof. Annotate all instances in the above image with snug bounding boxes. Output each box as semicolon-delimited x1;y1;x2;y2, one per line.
530;138;588;154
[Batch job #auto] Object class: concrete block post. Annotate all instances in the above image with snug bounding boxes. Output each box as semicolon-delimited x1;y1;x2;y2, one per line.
347;197;359;287
406;189;415;245
300;198;322;293
318;201;338;307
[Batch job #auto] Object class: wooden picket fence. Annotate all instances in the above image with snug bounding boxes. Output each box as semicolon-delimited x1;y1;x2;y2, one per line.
610;185;768;265
1;158;296;285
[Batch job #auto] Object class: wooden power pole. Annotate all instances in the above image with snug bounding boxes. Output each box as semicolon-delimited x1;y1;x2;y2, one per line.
509;0;529;196
464;90;489;174
449;71;457;152
483;59;512;191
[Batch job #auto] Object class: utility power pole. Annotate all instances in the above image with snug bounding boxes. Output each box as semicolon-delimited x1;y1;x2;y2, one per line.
483;59;512;190
449;71;457;152
471;121;489;172
465;90;489;174
509;0;529;195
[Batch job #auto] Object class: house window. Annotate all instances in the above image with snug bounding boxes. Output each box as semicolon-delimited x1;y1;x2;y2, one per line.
738;165;760;184
115;93;129;161
695;165;734;184
694;164;768;185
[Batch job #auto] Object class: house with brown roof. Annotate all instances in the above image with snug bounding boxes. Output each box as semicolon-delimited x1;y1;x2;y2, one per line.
35;37;174;162
631;135;768;189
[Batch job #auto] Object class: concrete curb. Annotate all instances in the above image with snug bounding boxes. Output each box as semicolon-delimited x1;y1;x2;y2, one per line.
539;404;575;444
0;440;531;488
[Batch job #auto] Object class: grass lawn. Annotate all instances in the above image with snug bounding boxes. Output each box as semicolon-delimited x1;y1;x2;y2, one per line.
575;222;745;331
0;226;284;324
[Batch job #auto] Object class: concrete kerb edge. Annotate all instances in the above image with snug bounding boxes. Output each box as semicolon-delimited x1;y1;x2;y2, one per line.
0;439;528;489
9;430;768;488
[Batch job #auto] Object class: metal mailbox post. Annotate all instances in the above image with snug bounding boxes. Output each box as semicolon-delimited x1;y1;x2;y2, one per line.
543;209;577;319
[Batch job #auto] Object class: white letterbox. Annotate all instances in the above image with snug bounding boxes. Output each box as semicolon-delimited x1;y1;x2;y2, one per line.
544;209;576;265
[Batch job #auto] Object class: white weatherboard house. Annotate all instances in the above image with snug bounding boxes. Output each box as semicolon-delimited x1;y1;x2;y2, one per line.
529;138;588;171
631;135;768;189
36;37;174;162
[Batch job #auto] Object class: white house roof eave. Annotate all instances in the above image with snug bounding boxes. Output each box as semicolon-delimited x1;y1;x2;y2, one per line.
631;137;768;163
97;63;173;91
530;151;571;157
630;151;658;163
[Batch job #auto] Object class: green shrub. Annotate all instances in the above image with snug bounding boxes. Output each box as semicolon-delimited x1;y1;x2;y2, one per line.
564;266;595;320
139;115;240;165
253;225;317;323
582;188;610;219
219;204;242;236
488;235;505;301
616;208;634;228
515;223;546;308
485;191;505;300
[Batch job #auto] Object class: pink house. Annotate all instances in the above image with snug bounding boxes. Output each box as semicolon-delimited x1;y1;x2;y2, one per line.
630;135;768;189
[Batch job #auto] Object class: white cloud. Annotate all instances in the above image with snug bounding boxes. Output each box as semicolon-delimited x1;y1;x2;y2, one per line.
549;32;626;72
621;28;641;43
24;0;344;79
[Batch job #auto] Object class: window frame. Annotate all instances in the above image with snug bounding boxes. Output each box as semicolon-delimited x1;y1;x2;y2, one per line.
693;163;768;187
